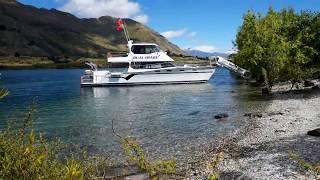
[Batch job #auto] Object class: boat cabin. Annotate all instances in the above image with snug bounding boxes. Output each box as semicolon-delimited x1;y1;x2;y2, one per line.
108;41;174;67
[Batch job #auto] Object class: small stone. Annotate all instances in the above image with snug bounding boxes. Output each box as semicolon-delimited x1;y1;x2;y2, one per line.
268;111;284;116
262;87;270;95
304;80;315;87
307;128;320;136
214;113;229;119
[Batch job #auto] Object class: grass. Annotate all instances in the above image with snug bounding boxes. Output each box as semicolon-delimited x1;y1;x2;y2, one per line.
112;120;176;179
172;55;210;66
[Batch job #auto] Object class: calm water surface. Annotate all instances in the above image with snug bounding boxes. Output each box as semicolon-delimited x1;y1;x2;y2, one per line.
0;68;268;163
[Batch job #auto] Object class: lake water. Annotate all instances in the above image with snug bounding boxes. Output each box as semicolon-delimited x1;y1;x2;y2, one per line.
0;68;267;164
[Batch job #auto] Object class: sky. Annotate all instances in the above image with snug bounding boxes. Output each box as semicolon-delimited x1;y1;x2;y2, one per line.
19;0;320;53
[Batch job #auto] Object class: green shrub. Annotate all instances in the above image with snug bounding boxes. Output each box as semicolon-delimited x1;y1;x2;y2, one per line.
121;137;176;178
112;120;176;179
207;152;224;180
0;106;109;179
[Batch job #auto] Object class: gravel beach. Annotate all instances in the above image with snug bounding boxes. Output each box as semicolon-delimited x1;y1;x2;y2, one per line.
216;93;320;180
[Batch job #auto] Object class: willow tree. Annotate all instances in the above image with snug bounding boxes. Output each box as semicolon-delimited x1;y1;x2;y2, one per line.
234;8;289;88
233;7;317;90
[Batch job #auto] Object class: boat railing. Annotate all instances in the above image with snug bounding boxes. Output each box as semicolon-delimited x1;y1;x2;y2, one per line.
80;75;93;83
107;52;128;58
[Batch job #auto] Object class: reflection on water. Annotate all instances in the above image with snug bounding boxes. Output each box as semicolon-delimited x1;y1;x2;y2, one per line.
0;68;268;163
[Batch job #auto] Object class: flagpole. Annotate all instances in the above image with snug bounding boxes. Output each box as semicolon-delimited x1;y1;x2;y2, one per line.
123;18;130;42
119;18;129;42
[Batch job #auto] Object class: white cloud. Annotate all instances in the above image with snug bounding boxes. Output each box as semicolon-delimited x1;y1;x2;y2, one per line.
161;29;187;39
161;29;197;39
59;0;148;24
133;14;149;24
226;48;238;54
187;32;197;37
191;45;217;53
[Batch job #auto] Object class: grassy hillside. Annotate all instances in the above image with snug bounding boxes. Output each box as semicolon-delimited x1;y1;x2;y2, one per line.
0;0;183;60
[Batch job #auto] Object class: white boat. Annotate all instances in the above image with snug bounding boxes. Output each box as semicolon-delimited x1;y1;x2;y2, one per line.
80;41;216;86
80;18;215;86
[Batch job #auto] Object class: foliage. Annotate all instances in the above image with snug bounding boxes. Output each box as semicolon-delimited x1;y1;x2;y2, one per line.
207;152;225;180
233;7;320;88
111;119;176;179
0;88;9;99
0;98;109;179
208;172;219;180
121;137;176;179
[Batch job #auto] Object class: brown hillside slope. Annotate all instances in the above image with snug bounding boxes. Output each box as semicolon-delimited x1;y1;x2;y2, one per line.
0;0;183;58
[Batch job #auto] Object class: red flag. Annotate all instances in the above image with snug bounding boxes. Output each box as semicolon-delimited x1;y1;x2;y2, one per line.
116;19;124;31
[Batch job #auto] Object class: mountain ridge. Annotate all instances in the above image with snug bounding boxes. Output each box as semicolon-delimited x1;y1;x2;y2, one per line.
0;0;184;58
184;49;229;58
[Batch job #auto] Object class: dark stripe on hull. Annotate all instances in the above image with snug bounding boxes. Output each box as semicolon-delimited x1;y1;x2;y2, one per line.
81;80;208;87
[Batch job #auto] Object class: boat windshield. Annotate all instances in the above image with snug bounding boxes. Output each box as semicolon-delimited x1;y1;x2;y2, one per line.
131;45;163;54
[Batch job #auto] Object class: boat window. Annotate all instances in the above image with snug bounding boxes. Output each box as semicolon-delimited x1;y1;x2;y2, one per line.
131;45;160;54
131;61;175;69
161;62;175;68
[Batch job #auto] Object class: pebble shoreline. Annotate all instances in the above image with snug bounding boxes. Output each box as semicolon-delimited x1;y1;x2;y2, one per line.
214;93;320;179
115;88;320;179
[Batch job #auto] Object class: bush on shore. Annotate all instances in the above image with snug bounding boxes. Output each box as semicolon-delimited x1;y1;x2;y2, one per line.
233;7;320;90
0;104;109;179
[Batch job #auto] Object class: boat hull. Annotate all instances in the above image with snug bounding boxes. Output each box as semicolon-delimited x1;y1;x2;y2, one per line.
81;68;215;86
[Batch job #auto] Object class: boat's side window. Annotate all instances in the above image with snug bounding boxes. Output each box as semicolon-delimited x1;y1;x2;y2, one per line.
131;46;145;54
131;45;159;54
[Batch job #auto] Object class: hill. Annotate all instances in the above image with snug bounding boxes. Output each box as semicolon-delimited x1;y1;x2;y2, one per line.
0;0;183;58
184;49;229;58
